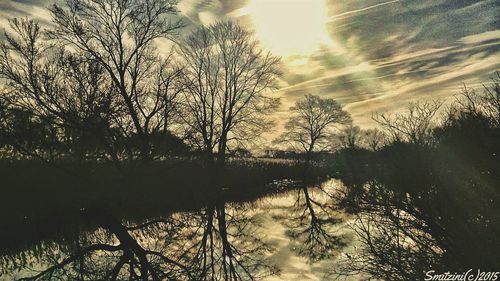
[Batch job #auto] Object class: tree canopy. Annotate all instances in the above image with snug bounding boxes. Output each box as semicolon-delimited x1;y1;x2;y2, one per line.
277;94;351;156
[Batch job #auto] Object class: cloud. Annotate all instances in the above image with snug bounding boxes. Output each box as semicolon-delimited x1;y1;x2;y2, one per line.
178;0;247;25
0;0;51;20
328;0;400;21
267;0;500;128
0;0;498;130
459;30;500;44
0;0;53;40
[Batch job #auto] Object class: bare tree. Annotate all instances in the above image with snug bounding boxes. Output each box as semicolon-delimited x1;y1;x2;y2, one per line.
277;94;351;160
0;0;185;161
362;128;386;151
0;19;125;161
337;124;362;149
481;72;500;126
47;0;184;159
373;100;442;145
177;21;280;166
443;76;500;128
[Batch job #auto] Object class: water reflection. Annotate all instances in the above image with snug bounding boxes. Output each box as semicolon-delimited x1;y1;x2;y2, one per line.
2;166;498;280
3;180;337;281
278;184;345;262
332;180;444;280
331;173;500;280
3;212;191;280
172;197;277;280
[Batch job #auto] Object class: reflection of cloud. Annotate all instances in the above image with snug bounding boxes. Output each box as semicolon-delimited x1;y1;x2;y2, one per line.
259;181;354;281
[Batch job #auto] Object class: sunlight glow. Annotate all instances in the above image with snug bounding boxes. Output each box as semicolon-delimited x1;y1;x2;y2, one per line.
238;0;332;57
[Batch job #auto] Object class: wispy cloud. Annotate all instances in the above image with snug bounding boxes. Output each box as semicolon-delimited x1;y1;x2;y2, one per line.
329;0;400;21
0;0;498;129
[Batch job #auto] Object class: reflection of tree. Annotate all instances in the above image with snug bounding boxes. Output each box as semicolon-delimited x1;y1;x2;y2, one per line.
331;79;500;279
332;181;445;280
178;199;277;280
1;197;278;281
2;214;192;280
336;182;365;214
281;185;344;262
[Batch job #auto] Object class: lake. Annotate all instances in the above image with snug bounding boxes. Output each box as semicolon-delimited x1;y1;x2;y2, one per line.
2;161;498;281
0;178;364;281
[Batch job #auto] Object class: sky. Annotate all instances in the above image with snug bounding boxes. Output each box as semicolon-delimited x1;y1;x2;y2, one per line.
1;0;499;127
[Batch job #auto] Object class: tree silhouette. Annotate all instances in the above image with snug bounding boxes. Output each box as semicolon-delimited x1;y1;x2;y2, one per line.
362;128;386;151
48;0;185;159
177;21;280;166
0;19;118;162
373;100;442;145
277;94;351;161
337;124;362;149
0;0;185;161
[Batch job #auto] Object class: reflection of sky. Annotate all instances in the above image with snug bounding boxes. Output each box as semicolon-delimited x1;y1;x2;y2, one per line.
256;179;356;281
1;0;499;127
1;178;355;280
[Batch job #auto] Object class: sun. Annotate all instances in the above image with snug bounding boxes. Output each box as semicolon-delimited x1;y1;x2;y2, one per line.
238;0;331;57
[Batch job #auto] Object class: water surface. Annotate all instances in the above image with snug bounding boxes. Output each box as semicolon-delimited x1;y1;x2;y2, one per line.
0;179;360;280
